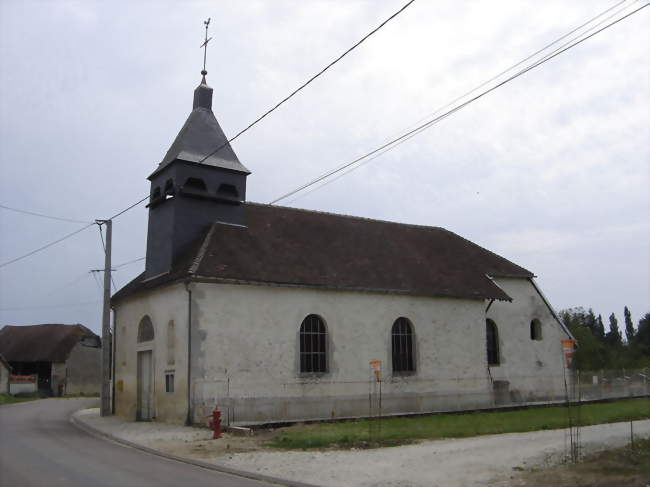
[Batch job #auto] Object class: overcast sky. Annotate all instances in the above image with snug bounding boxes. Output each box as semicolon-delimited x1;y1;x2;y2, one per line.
1;0;648;335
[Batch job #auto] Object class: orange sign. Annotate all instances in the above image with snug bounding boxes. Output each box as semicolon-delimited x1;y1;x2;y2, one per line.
561;339;577;368
370;360;381;382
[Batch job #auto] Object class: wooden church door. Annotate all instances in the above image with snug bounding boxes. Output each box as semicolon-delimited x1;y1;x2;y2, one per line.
137;350;153;420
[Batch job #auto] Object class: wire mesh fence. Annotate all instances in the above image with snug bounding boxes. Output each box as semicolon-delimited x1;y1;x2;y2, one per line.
568;368;649;401
191;368;649;426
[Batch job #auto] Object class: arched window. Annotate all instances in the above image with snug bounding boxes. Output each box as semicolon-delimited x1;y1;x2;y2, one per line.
486;319;499;366
530;319;542;341
299;314;327;373
392;317;415;373
137;315;155;343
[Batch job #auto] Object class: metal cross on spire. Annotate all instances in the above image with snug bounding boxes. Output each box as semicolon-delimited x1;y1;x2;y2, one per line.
200;18;212;77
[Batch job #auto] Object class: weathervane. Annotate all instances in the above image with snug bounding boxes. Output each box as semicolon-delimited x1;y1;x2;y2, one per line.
200;18;212;76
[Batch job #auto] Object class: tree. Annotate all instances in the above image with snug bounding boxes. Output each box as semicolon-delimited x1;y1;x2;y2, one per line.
605;313;622;347
624;306;635;343
594;314;606;342
569;325;606;371
635;313;650;355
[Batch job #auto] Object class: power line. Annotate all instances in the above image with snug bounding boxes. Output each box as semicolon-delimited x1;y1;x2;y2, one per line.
114;256;145;269
0;203;91;224
197;0;418;164
0;300;101;311
90;269;105;293
0;223;95;269
285;0;640;204
96;2;419;223
109;194;150;220
45;271;92;297
381;0;633;143
270;2;648;204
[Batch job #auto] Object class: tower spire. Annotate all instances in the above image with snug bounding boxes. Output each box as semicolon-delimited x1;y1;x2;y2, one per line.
200;18;212;82
194;18;213;110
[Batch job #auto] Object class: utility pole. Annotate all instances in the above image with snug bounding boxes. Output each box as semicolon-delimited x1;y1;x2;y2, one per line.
96;219;112;416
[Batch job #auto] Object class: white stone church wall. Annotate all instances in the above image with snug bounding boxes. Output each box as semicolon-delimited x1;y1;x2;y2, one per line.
191;283;493;424
487;278;572;403
113;283;189;423
113;278;573;425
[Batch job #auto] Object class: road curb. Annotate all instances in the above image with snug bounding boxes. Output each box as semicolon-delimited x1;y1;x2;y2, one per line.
70;411;318;487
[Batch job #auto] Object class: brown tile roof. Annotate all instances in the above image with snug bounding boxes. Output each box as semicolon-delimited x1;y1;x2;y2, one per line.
0;324;98;363
113;204;534;303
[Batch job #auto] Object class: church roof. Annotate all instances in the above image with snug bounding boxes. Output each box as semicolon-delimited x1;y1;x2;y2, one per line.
113;204;534;303
0;324;98;363
149;79;250;178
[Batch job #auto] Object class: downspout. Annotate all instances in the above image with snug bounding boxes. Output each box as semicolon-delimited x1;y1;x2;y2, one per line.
111;306;116;414
185;281;193;426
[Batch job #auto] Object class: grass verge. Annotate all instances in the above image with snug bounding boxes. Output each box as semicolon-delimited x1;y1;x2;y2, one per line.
269;398;650;450
516;437;650;486
0;393;40;405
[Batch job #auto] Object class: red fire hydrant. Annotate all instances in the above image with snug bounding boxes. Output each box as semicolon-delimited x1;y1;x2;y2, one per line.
209;407;222;439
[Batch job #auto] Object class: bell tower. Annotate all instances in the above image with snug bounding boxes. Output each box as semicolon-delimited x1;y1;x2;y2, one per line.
144;66;250;278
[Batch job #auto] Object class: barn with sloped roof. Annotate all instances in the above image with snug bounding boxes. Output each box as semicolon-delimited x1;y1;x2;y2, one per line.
0;324;101;396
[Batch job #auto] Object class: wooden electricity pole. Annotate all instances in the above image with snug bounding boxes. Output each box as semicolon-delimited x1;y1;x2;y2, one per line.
97;219;112;416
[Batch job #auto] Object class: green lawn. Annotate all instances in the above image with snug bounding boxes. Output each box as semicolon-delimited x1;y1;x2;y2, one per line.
0;393;99;405
270;398;650;449
0;393;40;405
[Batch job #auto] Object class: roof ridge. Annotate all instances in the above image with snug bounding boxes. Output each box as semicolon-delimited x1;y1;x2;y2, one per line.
245;202;446;232
440;228;535;277
245;202;533;277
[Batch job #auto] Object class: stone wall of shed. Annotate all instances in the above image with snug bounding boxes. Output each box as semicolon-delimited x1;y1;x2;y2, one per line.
487;277;572;403
0;362;9;394
190;283;493;424
113;283;189;423
51;362;66;396
65;342;101;395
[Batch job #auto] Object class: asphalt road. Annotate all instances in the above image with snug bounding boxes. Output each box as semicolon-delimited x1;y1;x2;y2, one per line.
0;398;280;487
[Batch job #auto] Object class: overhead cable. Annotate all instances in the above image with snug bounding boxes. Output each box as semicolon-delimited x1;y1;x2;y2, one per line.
0;300;101;311
113;257;145;269
285;0;640;204
0;203;91;224
197;0;418;163
270;2;648;204
96;1;419;221
0;223;95;269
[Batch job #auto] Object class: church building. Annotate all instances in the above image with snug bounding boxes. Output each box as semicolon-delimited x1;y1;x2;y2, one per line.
112;71;574;425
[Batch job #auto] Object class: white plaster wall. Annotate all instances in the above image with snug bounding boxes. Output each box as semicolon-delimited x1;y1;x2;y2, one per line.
113;283;188;423
487;278;572;402
113;277;571;425
191;283;491;423
65;342;101;395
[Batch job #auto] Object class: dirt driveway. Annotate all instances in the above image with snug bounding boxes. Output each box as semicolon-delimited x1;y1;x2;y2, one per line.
215;420;650;487
76;410;649;487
